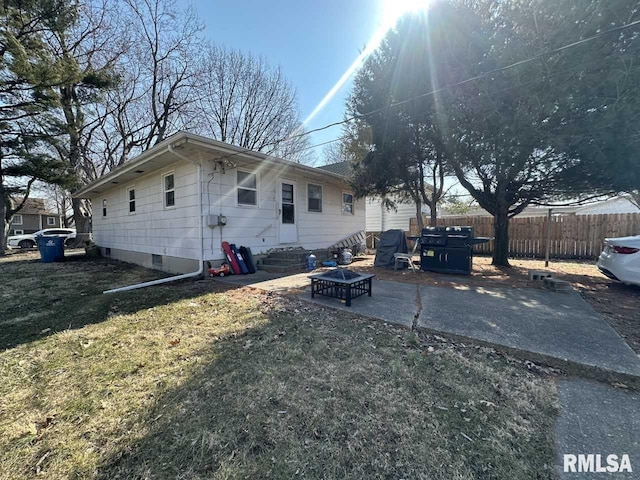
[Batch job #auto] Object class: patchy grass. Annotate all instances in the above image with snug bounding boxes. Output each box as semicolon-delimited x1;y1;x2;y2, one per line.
0;254;558;479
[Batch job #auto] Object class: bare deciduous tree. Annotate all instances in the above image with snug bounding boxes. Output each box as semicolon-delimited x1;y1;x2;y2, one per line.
195;45;311;162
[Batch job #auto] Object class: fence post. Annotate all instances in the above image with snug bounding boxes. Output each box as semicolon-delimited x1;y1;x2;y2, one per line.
545;208;552;267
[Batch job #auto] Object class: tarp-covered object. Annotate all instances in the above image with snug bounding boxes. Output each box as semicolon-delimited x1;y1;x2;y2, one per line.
374;229;408;268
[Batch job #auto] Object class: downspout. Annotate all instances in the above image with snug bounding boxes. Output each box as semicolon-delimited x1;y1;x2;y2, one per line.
103;143;204;294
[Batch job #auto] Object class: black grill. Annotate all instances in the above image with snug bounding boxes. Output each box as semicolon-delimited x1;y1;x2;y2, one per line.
419;226;490;274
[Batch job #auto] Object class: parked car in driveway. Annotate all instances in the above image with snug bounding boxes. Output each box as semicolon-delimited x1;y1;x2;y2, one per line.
597;235;640;286
7;228;76;249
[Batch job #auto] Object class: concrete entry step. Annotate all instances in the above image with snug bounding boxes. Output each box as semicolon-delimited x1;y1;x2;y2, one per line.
258;263;307;274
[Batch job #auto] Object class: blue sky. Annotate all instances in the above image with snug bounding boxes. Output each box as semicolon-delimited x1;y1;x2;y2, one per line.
187;0;391;163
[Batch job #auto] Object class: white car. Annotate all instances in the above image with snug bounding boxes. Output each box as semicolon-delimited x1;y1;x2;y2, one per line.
7;228;76;249
597;235;640;286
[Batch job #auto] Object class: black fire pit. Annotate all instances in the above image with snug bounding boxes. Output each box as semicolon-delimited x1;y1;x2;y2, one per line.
309;269;375;307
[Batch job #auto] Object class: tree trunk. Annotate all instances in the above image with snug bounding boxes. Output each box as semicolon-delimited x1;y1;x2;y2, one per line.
429;206;437;227
70;197;92;247
492;211;510;266
0;209;8;256
415;200;424;232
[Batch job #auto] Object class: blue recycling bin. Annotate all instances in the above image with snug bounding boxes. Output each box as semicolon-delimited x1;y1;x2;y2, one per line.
36;236;65;263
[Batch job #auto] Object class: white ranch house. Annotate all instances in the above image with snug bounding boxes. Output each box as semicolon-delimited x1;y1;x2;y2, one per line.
74;132;365;274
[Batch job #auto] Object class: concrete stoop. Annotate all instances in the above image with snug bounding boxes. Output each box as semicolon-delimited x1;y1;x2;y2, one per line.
258;248;331;273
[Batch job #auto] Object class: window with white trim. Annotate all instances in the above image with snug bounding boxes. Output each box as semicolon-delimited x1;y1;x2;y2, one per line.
237;170;257;206
12;214;23;225
47;216;56;226
127;187;136;213
307;184;323;212
14;229;24;235
163;173;175;208
342;192;354;215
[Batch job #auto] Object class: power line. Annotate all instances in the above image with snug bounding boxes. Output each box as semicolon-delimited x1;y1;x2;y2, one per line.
213;17;640;164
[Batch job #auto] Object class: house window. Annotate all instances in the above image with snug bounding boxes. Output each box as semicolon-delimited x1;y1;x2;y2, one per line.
102;199;107;217
128;187;136;213
47;217;56;226
237;170;257;206
307;184;323;213
152;254;163;267
14;230;24;235
163;173;175;208
342;192;354;215
12;214;23;225
105;247;111;257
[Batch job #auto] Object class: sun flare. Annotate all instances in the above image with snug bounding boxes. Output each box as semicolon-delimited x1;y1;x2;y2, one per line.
382;0;431;26
300;0;431;129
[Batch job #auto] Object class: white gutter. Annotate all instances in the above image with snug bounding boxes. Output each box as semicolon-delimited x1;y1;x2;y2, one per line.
103;143;204;294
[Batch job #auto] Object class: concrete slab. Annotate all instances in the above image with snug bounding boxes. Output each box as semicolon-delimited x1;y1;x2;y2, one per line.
298;279;416;329
556;379;640;478
417;285;640;379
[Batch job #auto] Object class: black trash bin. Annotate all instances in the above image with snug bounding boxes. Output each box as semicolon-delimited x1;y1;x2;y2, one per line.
36;236;65;263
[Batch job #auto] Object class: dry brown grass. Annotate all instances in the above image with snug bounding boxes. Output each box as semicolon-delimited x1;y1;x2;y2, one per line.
0;254;558;479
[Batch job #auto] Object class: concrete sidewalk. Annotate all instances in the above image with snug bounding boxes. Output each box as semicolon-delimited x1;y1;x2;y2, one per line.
556;379;640;478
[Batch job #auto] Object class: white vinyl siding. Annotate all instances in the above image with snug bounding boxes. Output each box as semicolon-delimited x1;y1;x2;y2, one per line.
90;160;201;261
90;156;365;266
200;163;365;260
365;195;424;232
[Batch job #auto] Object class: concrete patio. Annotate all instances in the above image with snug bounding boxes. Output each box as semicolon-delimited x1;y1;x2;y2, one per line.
298;277;640;381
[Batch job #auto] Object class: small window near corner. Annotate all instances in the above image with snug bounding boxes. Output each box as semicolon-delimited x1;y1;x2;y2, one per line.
105;247;111;257
237;170;257;206
14;229;24;235
163;173;175;208
152;254;163;267
102;199;107;217
308;184;323;212
128;187;136;213
342;192;354;215
12;214;23;225
47;216;56;226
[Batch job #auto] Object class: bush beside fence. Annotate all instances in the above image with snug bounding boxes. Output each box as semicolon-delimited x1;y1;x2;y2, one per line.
409;213;640;259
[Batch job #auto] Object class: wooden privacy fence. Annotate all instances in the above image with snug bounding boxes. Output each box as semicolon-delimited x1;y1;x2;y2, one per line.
409;213;640;259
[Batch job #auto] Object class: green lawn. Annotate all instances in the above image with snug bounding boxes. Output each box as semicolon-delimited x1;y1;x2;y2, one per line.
0;253;559;479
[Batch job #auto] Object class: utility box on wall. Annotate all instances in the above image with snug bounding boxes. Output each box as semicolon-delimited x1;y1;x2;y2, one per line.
207;214;227;228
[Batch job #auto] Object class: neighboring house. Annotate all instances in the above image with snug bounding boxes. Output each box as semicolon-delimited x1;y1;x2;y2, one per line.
8;198;62;236
440;195;640;218
73;132;365;274
318;161;429;233
573;195;640;215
